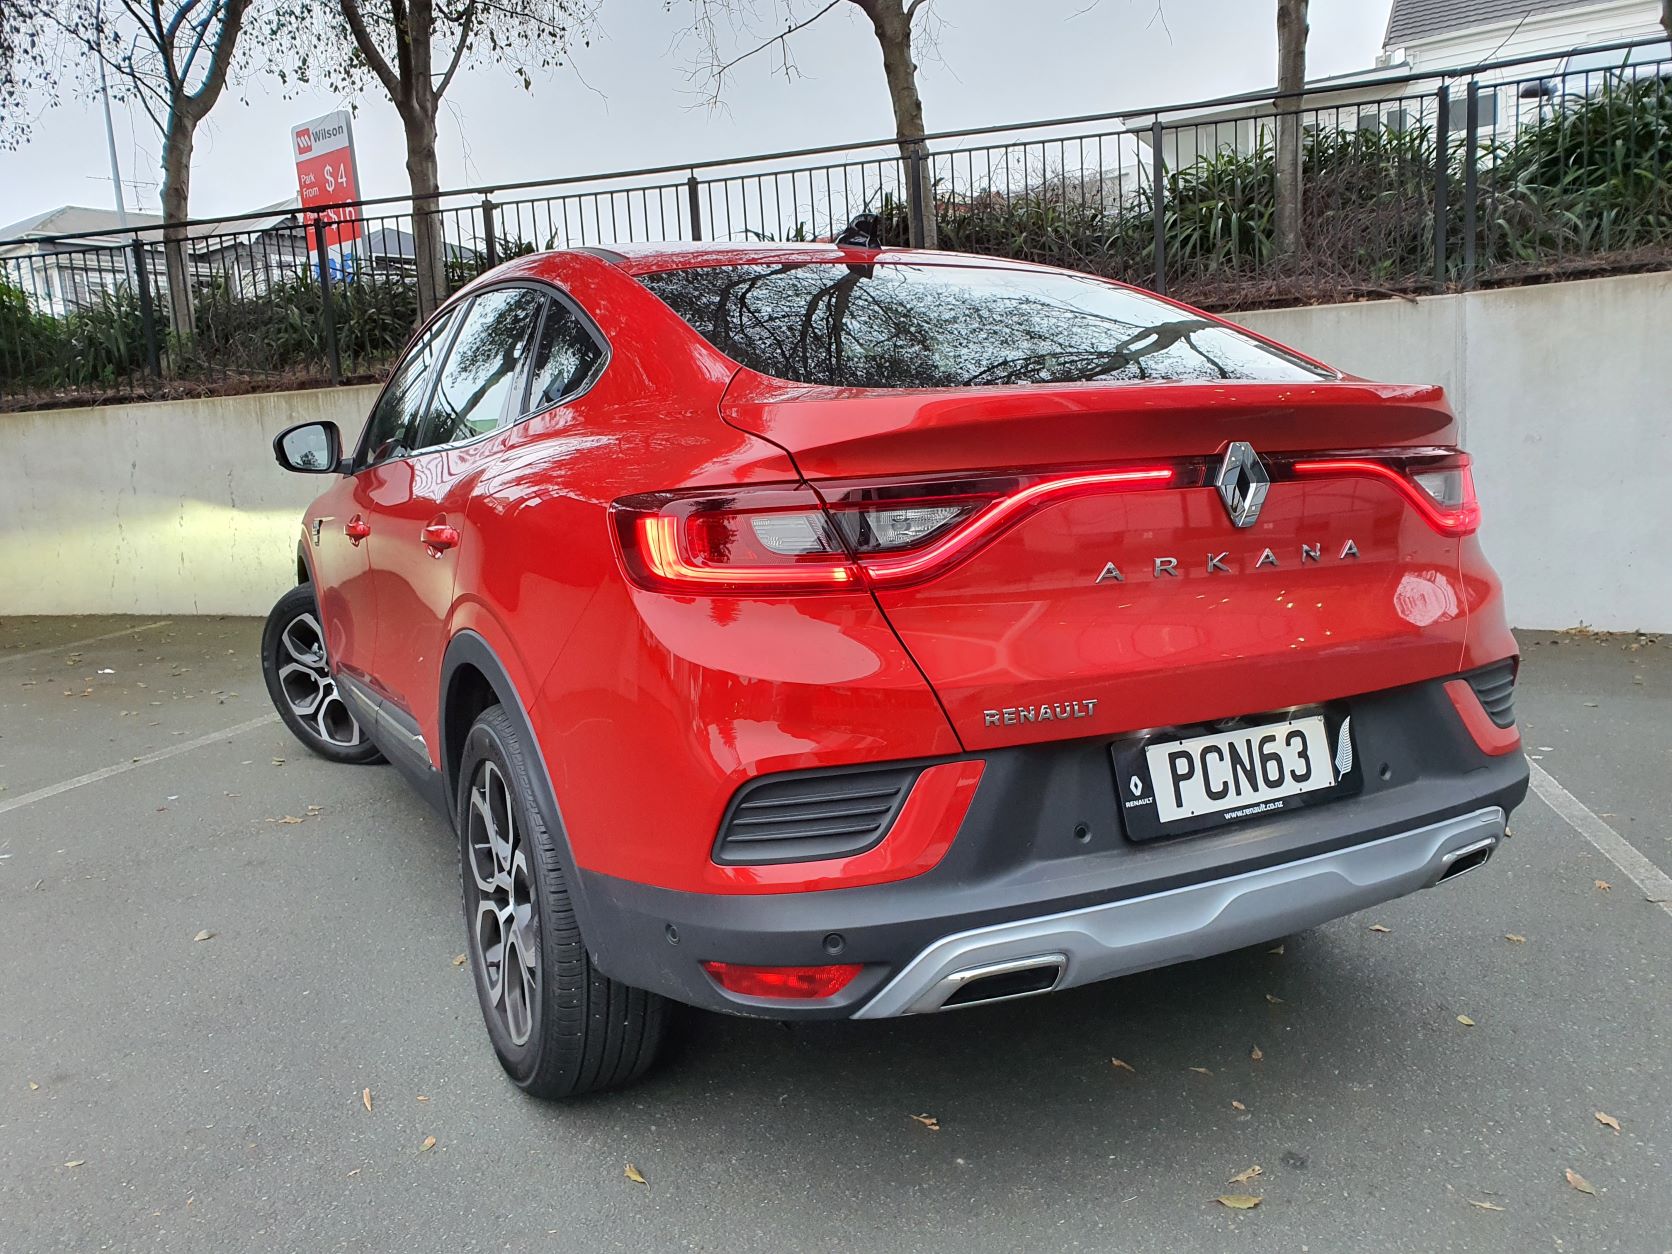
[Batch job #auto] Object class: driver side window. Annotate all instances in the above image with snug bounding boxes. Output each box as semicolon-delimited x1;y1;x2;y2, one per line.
358;309;456;469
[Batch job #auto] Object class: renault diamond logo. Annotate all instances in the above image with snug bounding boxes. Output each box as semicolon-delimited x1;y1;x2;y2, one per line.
1215;441;1270;528
1129;775;1143;797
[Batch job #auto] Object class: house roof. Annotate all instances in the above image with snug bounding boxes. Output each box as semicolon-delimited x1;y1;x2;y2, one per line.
1384;0;1600;47
0;204;164;242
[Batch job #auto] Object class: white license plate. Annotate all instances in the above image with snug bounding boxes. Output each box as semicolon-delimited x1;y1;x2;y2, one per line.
1145;716;1335;824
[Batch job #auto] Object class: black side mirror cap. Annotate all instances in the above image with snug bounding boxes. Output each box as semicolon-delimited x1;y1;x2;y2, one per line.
273;421;347;475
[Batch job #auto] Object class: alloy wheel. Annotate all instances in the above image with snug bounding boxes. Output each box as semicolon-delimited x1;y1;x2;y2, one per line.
467;761;540;1046
274;611;363;748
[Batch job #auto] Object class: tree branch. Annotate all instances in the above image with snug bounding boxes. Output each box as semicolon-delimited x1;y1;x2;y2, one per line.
434;0;477;98
337;0;401;97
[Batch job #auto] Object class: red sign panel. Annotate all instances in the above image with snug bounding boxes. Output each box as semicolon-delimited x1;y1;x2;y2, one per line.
292;110;363;253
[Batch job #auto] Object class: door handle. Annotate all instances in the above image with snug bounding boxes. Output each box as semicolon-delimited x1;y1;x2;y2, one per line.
345;515;372;544
422;522;461;554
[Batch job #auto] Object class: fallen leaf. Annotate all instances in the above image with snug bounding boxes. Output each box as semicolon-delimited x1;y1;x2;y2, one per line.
1468;1199;1505;1211
28;1081;39;1091
346;1169;360;1177
64;1159;86;1169
361;1088;373;1113
1250;1045;1264;1062
1504;934;1526;944
624;1163;647;1184
1267;943;1285;955
1215;1194;1262;1210
1564;1168;1595;1196
1595;880;1612;891
1457;1014;1476;1027
1110;1057;1135;1073
305;804;324;815
1231;1100;1247;1111
266;815;305;825
910;1113;941;1131
1369;924;1391;933
1264;993;1284;1005
420;1136;436;1152
271;758;285;766
416;1095;430;1103
1189;1066;1213;1076
452;953;468;967
1229;1165;1263;1185
1595;1112;1621;1133
192;929;215;942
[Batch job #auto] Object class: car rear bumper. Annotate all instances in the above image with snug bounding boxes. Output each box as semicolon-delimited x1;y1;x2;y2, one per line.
573;668;1528;1020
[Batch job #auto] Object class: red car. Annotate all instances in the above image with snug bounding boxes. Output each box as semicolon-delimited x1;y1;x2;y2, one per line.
265;237;1528;1097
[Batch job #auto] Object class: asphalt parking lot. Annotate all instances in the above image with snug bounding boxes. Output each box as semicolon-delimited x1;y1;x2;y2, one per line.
0;616;1667;1253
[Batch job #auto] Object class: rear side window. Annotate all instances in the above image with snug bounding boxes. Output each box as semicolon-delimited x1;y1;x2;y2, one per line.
639;262;1329;388
359;308;456;467
525;298;606;411
415;287;545;451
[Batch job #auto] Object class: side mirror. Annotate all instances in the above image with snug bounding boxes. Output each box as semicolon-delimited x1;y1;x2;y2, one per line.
273;421;346;475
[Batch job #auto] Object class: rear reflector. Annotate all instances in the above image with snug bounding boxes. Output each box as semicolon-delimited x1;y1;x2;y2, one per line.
701;962;863;1000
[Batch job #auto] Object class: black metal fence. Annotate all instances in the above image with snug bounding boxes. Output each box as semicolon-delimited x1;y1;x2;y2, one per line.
3;36;1668;410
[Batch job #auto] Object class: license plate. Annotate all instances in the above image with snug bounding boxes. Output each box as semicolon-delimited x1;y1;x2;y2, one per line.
1111;710;1358;842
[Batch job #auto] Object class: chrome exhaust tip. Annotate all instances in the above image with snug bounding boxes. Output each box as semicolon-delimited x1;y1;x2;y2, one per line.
924;954;1067;1012
1435;836;1497;884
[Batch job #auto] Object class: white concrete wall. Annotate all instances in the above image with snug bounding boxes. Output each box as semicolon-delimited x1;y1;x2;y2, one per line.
2;272;1668;630
0;385;378;616
1239;272;1672;632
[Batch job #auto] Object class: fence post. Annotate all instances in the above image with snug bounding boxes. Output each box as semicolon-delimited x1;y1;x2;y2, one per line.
1463;80;1479;289
686;174;703;242
1151;119;1167;296
905;141;928;248
481;198;498;270
1433;83;1450;290
131;237;161;379
313;218;343;387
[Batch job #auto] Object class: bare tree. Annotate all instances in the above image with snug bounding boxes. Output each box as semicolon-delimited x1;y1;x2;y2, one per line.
320;0;594;318
685;0;940;246
38;0;252;332
1274;0;1308;259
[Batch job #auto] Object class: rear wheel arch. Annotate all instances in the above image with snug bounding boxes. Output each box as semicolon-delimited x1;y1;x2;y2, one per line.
439;631;598;932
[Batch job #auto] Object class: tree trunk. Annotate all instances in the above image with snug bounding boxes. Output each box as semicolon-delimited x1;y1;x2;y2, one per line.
1662;0;1670;41
856;0;936;247
1274;0;1309;260
402;106;448;319
159;113;196;338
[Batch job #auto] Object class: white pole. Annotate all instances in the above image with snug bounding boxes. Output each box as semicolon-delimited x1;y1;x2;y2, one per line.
97;4;129;227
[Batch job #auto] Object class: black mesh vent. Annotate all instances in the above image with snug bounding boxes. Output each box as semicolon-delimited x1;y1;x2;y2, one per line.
714;766;919;865
1467;660;1517;729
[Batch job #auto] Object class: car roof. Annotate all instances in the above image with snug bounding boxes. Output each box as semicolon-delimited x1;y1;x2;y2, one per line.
553;240;1061;278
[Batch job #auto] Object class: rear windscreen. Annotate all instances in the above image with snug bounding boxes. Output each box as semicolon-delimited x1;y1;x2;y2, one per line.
638;261;1331;388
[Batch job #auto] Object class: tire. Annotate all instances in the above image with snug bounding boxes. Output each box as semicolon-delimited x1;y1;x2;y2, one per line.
260;584;384;765
458;704;668;1098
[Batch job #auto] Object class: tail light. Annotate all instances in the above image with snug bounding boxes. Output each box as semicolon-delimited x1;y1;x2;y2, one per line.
1291;452;1480;536
613;467;1175;595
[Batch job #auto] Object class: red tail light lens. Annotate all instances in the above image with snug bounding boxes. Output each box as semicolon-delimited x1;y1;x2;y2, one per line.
825;467;1176;587
701;961;863;999
613;486;861;592
615;467;1176;594
1291;453;1480;536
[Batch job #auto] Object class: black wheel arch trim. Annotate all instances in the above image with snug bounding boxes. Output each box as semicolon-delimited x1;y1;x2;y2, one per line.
439;630;602;942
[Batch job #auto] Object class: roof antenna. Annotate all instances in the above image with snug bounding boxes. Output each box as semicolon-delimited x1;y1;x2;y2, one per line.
836;213;883;249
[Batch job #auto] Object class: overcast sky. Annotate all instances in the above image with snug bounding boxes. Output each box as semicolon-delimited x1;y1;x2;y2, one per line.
0;0;1391;232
